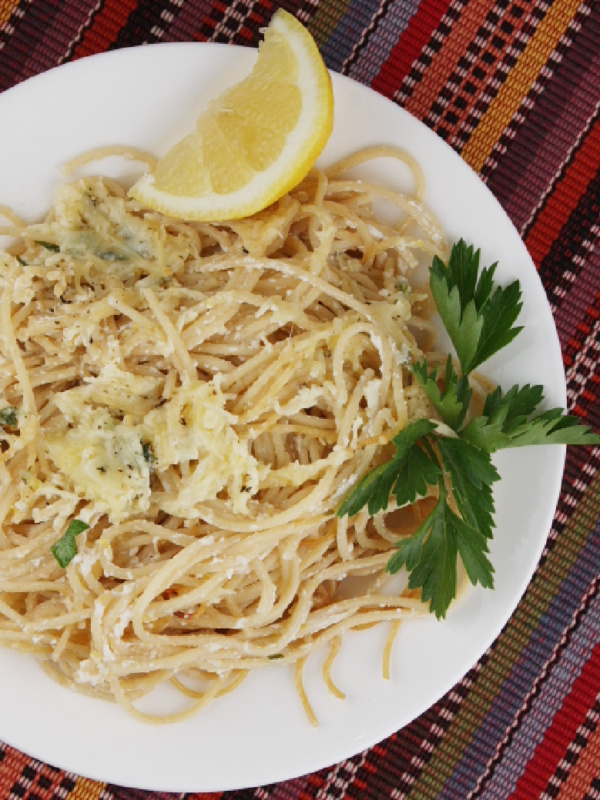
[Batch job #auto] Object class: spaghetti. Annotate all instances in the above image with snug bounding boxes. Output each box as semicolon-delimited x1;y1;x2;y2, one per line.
0;147;448;722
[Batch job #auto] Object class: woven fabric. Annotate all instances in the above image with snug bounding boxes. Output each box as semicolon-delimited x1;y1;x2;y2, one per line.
0;0;599;798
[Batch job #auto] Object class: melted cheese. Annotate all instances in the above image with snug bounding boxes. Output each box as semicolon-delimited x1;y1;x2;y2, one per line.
46;401;151;523
44;377;266;522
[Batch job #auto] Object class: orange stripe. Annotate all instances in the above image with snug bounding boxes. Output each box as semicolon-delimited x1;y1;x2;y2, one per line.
0;0;19;27
70;777;107;800
525;113;600;269
405;0;495;120
461;0;580;172
555;722;600;799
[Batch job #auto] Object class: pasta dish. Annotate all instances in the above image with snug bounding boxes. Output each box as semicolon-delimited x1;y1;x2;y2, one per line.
0;146;447;723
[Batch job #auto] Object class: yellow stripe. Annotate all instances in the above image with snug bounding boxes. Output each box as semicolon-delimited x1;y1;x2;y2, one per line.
69;777;107;800
461;0;580;172
0;0;20;27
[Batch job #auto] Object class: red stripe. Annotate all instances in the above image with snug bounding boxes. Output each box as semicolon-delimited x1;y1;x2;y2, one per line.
371;0;449;97
509;640;600;800
71;0;139;59
525;114;600;270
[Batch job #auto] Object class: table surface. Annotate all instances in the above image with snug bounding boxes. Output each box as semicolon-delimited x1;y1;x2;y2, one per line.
0;1;599;798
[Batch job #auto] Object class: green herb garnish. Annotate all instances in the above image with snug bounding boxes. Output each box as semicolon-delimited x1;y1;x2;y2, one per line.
338;239;599;619
142;441;156;468
0;406;18;427
35;240;60;252
51;519;90;568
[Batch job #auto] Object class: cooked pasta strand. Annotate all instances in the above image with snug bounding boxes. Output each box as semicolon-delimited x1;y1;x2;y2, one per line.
0;148;444;722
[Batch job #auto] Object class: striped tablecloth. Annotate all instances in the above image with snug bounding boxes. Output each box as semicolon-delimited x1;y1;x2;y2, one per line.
1;1;599;798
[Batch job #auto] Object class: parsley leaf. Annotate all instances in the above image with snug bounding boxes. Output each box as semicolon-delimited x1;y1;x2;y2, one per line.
51;519;90;568
430;239;523;374
436;437;498;539
461;385;599;452
387;486;458;619
474;280;523;369
390;433;441;508
337;419;438;517
510;410;599;447
412;356;471;431
387;479;494;619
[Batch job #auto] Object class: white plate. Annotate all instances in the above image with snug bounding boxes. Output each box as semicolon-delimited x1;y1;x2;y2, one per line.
0;44;565;792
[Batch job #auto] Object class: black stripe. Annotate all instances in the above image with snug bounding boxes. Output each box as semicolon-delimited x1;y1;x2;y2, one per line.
108;0;177;48
194;0;272;46
0;0;62;91
537;160;600;302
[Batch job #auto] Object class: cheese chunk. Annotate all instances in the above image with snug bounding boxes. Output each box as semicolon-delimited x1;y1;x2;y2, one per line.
46;402;151;523
45;378;267;522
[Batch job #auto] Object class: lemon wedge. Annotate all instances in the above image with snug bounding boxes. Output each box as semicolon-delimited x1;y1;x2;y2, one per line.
129;10;333;221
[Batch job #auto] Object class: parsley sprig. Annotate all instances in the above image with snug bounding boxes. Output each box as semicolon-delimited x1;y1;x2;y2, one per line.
338;240;599;619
